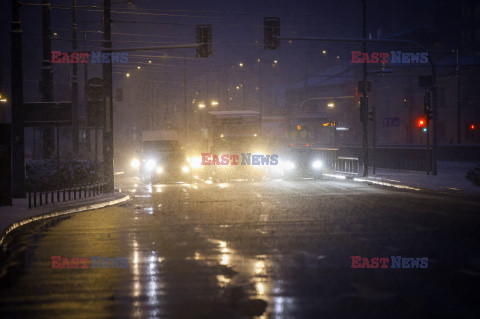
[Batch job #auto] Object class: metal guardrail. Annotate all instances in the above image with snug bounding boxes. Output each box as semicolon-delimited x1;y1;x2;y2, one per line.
336;157;359;174
28;182;107;209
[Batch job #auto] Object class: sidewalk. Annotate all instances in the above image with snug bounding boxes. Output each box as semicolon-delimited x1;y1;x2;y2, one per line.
324;161;480;195
0;192;130;248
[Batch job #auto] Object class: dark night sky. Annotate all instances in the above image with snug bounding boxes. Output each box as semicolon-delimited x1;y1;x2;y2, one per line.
0;0;468;118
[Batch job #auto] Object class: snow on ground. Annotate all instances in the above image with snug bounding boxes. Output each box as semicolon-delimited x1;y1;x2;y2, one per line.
365;161;480;194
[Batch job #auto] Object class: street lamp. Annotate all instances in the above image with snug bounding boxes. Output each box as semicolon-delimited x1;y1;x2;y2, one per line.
198;103;206;108
327;102;335;108
126;73;130;78
211;101;218;106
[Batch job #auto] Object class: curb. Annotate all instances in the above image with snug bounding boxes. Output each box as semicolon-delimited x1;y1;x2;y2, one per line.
323;172;480;197
0;194;130;249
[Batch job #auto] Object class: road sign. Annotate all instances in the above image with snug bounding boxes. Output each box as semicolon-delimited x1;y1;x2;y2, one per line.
23;102;72;127
0;124;12;206
85;77;104;101
383;117;400;127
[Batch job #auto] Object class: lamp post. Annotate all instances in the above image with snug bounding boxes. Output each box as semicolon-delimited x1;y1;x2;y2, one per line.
239;62;246;106
327;102;336;146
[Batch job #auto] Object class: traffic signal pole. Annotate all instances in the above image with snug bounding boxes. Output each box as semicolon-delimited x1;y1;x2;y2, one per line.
11;0;26;198
72;0;79;155
361;0;368;177
41;0;55;159
103;0;114;192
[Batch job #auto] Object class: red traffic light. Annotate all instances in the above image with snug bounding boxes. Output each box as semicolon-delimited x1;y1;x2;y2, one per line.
417;118;426;127
471;124;476;130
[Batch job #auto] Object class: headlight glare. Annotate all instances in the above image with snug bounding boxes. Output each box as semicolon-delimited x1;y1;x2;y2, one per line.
312;160;323;169
130;158;140;169
145;159;156;171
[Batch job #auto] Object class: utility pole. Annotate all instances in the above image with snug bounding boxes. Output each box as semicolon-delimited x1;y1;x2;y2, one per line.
259;59;263;114
11;0;26;198
361;0;369;177
72;0;79;155
456;49;461;144
242;66;246;106
41;0;54;159
102;0;114;192
372;104;376;175
183;56;187;135
83;22;91;159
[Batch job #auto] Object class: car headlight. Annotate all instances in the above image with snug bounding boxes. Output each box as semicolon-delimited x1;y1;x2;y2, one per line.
190;156;202;169
156;166;164;174
130;158;140;169
284;161;295;170
145;159;156;171
312;160;323;169
182;165;190;173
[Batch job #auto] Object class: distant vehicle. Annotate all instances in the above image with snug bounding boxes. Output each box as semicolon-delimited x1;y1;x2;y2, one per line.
130;130;192;183
205;110;266;181
278;146;326;180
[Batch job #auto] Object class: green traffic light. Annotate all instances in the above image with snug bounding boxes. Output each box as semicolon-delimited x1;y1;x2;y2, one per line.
422;127;427;133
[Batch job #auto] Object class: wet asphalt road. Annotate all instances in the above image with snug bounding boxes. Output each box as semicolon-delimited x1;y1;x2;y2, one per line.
1;176;480;318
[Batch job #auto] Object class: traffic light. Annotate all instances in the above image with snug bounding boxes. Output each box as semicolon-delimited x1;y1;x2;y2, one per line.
465;123;478;141
196;24;212;58
359;96;368;122
417;118;427;132
423;91;433;120
264;17;280;50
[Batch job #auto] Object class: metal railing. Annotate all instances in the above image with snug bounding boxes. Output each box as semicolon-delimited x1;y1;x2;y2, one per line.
28;182;107;209
335;157;360;174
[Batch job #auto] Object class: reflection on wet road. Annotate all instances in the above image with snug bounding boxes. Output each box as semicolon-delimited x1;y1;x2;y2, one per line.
1;176;480;318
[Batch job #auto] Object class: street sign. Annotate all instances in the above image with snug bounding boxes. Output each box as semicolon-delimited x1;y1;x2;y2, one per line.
85;77;104;101
23;102;72;127
0;124;12;206
383;117;400;127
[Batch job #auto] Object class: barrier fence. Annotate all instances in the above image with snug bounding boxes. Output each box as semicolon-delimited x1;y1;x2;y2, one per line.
28;182;107;209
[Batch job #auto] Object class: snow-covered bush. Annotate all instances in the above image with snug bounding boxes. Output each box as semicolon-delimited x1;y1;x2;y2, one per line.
466;163;480;186
26;158;103;191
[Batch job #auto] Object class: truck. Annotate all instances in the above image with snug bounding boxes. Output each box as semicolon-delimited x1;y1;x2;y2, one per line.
204;110;268;181
130;130;192;183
